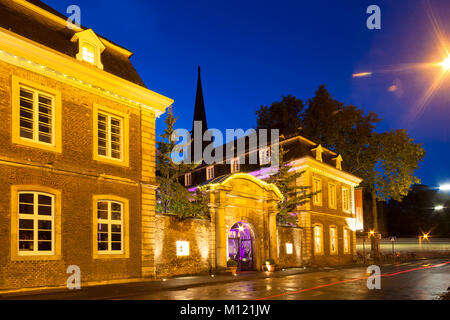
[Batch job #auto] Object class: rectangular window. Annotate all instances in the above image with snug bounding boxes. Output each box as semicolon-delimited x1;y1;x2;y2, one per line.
82;44;95;64
342;187;350;212
206;166;214;180
96;200;123;253
19;86;54;145
343;228;350;254
285;243;293;255
328;183;336;209
18;192;54;254
231;158;240;173
176;241;190;256
313;178;322;206
185;173;192;186
259;147;271;165
314;225;323;254
330;226;338;254
97;112;123;160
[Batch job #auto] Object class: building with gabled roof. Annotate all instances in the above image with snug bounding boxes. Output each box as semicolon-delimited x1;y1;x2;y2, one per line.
0;0;173;291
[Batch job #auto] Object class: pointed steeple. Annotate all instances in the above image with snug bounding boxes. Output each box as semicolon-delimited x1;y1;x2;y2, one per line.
192;66;208;134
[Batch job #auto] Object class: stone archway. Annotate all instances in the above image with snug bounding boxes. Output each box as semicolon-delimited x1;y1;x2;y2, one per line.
200;173;283;272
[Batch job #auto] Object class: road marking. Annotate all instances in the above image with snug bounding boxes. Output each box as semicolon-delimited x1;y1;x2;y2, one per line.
255;261;450;300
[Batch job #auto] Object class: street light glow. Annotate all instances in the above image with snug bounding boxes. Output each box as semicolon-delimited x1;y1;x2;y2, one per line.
441;56;450;71
434;205;444;211
439;184;450;191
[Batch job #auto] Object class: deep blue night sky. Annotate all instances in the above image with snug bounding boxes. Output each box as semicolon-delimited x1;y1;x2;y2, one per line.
42;0;450;187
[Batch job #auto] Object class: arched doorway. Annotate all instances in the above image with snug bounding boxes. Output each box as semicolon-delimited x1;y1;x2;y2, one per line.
227;222;254;271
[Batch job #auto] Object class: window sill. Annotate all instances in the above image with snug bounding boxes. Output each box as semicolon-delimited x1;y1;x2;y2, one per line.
12;253;61;261
93;155;129;167
93;252;129;259
12;137;61;153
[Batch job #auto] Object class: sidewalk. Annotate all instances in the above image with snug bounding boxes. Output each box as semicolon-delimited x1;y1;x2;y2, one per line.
0;265;353;300
0;259;433;300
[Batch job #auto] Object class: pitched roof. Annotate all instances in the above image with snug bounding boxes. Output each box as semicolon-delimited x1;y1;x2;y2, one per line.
0;0;146;87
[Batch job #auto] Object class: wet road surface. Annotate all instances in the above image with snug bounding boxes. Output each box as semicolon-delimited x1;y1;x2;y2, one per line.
120;259;450;300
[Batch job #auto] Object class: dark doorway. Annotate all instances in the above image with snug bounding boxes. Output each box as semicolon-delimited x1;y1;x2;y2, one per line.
227;222;254;271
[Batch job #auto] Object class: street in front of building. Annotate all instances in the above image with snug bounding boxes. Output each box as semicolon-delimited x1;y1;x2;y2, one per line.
3;259;448;300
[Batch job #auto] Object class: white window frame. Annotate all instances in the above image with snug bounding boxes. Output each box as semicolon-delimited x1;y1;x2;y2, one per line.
231;158;240;173
259;147;271;165
17;191;55;256
18;85;55;146
206;165;215;180
176;241;190;256
313;178;322;206
330;226;338;254
343;228;350;254
342;187;350;212
96;200;124;254
328;183;337;209
313;224;323;255
185;173;192;186
97;111;124;161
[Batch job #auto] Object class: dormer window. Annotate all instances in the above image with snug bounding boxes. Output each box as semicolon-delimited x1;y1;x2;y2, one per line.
71;29;105;69
333;154;343;170
231;158;240;173
312;144;323;162
206;166;214;180
184;173;192;186
259;147;271;165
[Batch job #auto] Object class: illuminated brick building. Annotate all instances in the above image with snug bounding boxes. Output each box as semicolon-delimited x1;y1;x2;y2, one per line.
0;0;363;292
0;0;173;290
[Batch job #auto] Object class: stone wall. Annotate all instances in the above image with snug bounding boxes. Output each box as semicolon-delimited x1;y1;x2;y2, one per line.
277;226;303;268
154;214;211;278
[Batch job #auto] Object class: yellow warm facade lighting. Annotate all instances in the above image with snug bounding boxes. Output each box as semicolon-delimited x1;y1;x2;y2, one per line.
200;173;284;200
0;28;173;116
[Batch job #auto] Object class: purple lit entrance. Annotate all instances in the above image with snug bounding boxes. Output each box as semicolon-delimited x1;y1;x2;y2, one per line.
228;222;254;271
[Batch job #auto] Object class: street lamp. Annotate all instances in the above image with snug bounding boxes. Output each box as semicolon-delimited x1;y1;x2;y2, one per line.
434;205;444;211
439;184;450;191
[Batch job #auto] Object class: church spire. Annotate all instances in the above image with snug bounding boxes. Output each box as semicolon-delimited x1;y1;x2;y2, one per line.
192;66;208;134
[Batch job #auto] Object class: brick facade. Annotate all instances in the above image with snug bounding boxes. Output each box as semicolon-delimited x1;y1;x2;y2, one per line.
0;61;152;290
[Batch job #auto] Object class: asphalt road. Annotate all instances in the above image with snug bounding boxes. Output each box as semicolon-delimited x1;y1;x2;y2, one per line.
120;259;450;300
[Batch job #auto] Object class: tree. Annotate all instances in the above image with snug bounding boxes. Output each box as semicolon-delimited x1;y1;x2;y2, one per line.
156;108;208;219
302;86;425;232
266;147;315;226
256;85;425;233
368;130;425;231
256;95;304;137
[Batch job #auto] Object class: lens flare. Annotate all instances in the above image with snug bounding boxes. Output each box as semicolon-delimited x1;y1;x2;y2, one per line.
441;56;450;71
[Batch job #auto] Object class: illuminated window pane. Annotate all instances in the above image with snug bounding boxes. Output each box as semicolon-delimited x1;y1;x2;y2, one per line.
97;112;123;160
18;192;54;254
19;87;54;144
82;44;95;63
314;225;322;254
97;200;123;253
330;227;338;254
